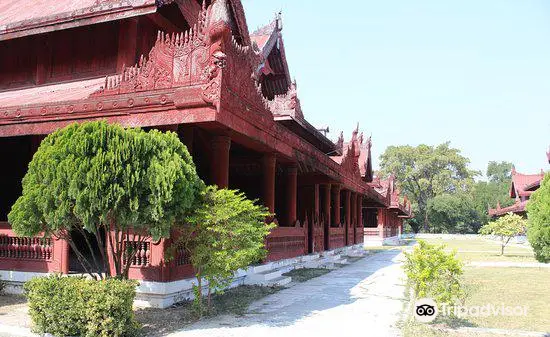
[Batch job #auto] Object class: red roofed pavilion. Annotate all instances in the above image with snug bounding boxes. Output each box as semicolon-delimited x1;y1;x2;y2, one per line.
0;0;412;306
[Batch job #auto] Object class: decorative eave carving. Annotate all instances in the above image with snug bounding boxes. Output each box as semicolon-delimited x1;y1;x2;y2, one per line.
268;81;303;120
91;1;231;110
338;125;363;179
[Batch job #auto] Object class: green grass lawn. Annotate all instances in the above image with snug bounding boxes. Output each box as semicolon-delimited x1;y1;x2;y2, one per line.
403;237;549;336
420;238;537;263
462;267;550;332
404;267;550;336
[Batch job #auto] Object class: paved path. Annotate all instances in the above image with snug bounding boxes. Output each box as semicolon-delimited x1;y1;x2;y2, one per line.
167;250;408;337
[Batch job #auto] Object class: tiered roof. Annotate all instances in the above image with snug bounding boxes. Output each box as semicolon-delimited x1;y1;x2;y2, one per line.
488;156;548;217
509;167;545;199
0;0;164;40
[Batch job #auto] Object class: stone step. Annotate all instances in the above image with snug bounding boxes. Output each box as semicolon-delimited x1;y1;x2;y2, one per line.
267;275;292;287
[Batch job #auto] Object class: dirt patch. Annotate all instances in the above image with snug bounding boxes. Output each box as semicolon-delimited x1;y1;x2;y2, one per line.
0;294;32;329
283;268;330;282
135;285;282;337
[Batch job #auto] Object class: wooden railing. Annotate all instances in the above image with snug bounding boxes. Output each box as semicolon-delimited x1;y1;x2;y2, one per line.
355;227;364;244
328;227;345;249
0;221;66;273
265;226;306;262
364;227;379;237
0;236;53;261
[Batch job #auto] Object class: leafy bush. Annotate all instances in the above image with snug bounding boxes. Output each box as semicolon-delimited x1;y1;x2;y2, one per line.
0;276;6;294
24;275;139;337
527;173;550;263
175;186;275;315
403;240;464;305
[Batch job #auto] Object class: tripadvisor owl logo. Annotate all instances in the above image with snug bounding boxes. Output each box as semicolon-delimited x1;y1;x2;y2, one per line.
414;298;438;323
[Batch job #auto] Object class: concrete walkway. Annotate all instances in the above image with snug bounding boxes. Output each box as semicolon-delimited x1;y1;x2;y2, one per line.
166;250;408;337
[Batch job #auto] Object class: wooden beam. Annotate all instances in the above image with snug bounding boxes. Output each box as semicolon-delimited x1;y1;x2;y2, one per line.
175;0;202;26
146;13;181;33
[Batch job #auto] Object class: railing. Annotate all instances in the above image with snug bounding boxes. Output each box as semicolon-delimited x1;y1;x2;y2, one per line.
355;227;364;244
123;241;151;267
266;226;306;262
0;236;53;261
347;223;355;246
364;228;379;237
0;221;65;273
328;227;345;249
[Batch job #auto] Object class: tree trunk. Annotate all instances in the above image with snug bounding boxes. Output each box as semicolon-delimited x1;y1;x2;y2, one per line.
423;211;429;232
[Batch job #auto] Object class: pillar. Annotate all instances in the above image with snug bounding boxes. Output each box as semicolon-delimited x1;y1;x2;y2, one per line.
286;165;297;226
262;153;276;213
357;195;363;228
344;190;351;245
210;135;231;188
323;184;331;225
378;208;385;238
178;126;194;154
344;190;351;229
332;185;341;226
351;193;357;227
314;184;320;218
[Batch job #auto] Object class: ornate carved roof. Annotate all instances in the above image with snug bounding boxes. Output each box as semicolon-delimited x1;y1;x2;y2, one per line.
0;0;162;41
509;167;544;199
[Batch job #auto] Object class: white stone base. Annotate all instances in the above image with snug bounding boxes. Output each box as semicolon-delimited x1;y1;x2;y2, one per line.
363;235;401;247
1;244;366;309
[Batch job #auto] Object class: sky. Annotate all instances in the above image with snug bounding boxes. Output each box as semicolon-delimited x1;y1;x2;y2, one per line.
241;0;550;178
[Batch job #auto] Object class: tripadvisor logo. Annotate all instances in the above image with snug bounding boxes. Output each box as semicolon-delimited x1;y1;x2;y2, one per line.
413;298;529;323
414;298;438;323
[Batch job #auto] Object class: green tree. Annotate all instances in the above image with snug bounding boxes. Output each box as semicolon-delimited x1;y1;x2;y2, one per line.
8;121;203;278
470;161;514;226
479;213;526;256
427;193;479;233
176;186;275;315
486;161;513;183
526;173;550;262
379;142;478;232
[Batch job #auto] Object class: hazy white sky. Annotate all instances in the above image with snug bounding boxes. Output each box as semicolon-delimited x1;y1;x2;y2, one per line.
242;0;550;177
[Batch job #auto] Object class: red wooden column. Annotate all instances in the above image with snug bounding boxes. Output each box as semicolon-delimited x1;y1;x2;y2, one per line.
378;208;386;238
351;192;357;244
286;165;297;226
210;135;231;188
262;153;276;213
357;195;363;244
332;185;341;226
177;125;194;155
344;190;351;245
57;237;70;274
357;195;363;228
323;184;331;225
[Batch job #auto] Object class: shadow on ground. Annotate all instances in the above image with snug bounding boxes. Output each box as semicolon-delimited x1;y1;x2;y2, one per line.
159;249;404;337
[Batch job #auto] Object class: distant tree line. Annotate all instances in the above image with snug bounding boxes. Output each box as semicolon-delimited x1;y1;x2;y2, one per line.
378;142;515;234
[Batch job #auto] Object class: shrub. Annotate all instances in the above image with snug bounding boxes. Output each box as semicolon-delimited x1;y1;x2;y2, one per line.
175;186;275;315
0;276;6;294
24;275;139;337
526;173;550;263
403;240;464;306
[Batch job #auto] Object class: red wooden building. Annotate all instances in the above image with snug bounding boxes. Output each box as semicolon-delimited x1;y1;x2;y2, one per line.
0;0;411;304
488;166;546;218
